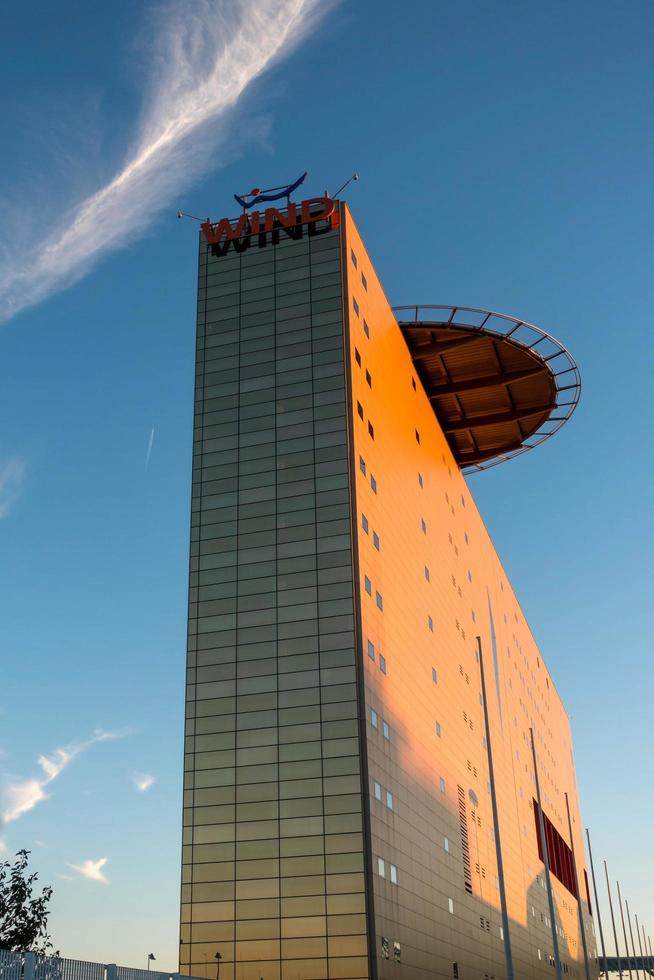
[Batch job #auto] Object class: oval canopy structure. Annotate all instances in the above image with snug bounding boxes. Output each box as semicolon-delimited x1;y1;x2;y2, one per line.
394;305;581;472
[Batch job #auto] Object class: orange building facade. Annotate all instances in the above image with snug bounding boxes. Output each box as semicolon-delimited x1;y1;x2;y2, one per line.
181;198;595;980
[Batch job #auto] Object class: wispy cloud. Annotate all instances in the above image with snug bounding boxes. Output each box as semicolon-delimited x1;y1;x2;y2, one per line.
1;728;130;825
0;459;25;518
132;772;155;793
0;0;330;324
145;428;155;472
69;857;108;884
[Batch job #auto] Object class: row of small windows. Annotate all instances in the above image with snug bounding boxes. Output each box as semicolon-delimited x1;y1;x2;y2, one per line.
380;938;400;962
376;857;398;884
353;348;372;387
372;779;393;811
363;575;383;610
355;400;375;439
350;295;370;338
358;455;377;494
360;513;380;550
367;639;386;674
370;709;390;741
349;250;367;292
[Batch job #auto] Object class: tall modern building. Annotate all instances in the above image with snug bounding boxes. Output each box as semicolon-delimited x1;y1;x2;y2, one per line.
180;192;595;980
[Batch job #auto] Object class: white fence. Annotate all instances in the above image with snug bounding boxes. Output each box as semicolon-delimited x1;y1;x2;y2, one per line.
0;952;201;980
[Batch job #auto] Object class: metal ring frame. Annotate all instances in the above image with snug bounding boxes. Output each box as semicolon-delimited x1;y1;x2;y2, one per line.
393;304;581;473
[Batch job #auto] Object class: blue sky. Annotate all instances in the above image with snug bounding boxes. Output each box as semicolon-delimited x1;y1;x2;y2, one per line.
1;0;652;967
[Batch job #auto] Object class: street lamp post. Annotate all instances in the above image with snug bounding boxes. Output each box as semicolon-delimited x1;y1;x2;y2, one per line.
147;955;156;973
214;952;222;980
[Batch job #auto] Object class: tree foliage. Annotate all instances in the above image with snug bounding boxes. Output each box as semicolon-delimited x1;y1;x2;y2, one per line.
0;850;56;953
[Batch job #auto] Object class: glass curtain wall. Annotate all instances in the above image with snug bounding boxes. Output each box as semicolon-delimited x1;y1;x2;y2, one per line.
180;214;370;980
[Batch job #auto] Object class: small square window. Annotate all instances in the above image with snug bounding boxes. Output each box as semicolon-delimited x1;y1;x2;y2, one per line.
448;898;454;915
415;429;420;444
374;781;382;801
370;475;377;494
424;566;430;581
350;249;358;268
381;937;389;960
412;378;417;391
359;455;366;475
421;518;427;534
373;531;380;551
444;835;450;852
379;654;386;674
368;421;374;439
467;570;472;583
461;494;466;507
364;576;372;595
361;272;368;290
365;369;372;387
367;640;375;661
377;857;385;878
390;864;398;884
376;591;383;610
371;709;378;729
464;532;469;544
362;514;369;534
386;790;393;810
393;941;401;963
382;721;390;740
357;401;364;420
436;721;442;737
432;667;438;684
354;348;361;366
353;298;359;317
471;610;476;622
363;319;370;338
428;615;434;632
439;777;446;794
418;472;423;488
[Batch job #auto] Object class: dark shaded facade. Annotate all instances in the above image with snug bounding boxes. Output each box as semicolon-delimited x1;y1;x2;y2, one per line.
181;213;372;980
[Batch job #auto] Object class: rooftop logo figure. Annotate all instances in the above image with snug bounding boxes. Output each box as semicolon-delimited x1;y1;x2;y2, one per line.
234;171;307;210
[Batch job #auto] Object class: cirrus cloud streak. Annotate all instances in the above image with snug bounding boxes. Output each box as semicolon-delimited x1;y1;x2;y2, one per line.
0;0;330;324
1;728;130;825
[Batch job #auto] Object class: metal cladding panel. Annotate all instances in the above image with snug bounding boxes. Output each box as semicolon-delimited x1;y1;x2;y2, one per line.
181;212;372;980
340;203;597;980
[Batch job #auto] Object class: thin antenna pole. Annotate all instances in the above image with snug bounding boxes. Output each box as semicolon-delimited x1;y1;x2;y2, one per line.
642;927;650;974
624;899;640;980
586;829;608;977
605;864;623;979
530;727;563;980
476;636;515;980
617;882;634;979
635;914;645;977
564;793;591;980
332;173;359;199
